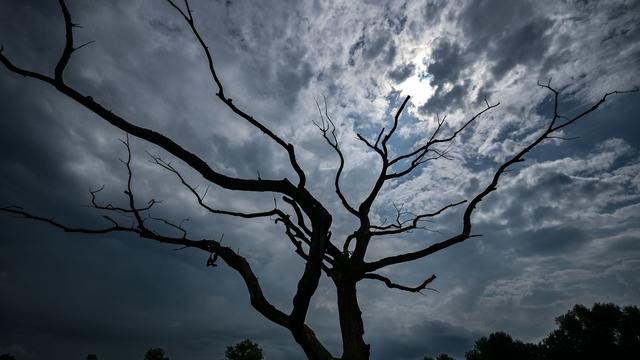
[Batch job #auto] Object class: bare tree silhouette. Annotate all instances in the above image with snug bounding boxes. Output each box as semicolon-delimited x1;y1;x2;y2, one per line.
0;1;637;359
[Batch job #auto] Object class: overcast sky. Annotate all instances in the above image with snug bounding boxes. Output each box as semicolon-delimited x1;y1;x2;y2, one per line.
1;0;639;359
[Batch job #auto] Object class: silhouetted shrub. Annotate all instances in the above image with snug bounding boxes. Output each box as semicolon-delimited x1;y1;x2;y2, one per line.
144;348;169;360
225;339;264;360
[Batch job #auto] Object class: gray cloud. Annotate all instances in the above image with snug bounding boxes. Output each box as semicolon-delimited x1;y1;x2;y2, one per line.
487;17;553;80
371;319;481;360
388;62;415;83
419;81;470;114
426;40;468;87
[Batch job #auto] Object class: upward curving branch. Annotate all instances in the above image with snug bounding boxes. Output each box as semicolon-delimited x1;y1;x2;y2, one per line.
166;0;307;188
313;98;360;217
363;82;638;273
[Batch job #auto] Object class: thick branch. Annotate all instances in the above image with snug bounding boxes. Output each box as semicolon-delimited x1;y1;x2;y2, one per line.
283;196;313;237
362;273;437;293
0;49;299;195
54;0;74;82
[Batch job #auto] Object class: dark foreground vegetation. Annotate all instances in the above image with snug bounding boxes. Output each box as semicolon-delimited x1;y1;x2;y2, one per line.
2;303;637;359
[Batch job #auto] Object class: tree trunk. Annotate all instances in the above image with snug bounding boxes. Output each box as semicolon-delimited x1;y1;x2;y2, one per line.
290;325;337;360
336;276;370;360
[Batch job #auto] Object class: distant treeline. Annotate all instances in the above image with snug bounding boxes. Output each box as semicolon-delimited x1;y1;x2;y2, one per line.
425;303;640;360
0;339;263;360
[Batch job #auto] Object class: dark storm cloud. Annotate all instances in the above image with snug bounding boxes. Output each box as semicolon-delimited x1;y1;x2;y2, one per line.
422;0;447;24
348;34;366;66
487;17;553;80
426;40;468;87
348;24;399;66
516;226;587;255
383;1;408;35
417;39;474;114
419;81;470;114
372;319;481;360
362;33;391;60
274;42;315;101
417;0;555;114
388;62;415;82
457;0;554;80
459;0;535;51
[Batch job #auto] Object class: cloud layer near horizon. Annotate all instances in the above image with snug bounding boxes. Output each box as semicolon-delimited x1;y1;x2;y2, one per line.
1;0;639;359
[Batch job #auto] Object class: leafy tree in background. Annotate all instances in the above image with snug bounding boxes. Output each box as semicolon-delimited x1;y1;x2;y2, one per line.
465;332;541;360
0;1;637;359
225;339;264;360
463;303;640;360
145;348;170;360
543;303;640;359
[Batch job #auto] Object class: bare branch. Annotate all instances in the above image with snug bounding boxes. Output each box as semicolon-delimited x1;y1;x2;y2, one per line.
74;40;96;52
165;0;307;188
120;135;145;228
551;89;639;132
54;0;74;82
381;95;411;156
88;185;159;214
356;132;384;157
1;206;128;234
363;273;438;294
387;100;499;173
150;154;283;219
369;200;466;236
313;99;359;217
385;146;454;179
149;215;189;239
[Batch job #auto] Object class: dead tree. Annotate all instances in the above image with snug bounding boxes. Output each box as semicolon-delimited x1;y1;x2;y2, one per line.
0;1;636;359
